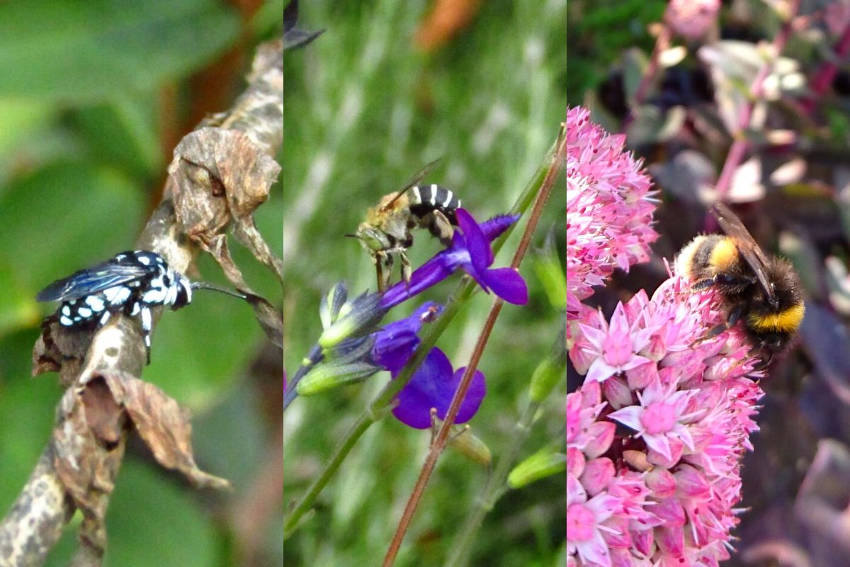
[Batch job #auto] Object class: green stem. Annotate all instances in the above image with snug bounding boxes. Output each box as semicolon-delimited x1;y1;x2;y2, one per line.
445;400;540;567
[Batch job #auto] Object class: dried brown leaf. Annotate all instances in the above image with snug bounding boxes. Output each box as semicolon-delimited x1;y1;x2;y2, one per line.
169;127;281;283
32;320;89;385
243;292;283;348
52;380;127;557
103;373;230;490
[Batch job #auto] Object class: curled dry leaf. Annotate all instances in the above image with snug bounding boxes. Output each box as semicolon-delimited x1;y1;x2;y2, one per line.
284;0;324;51
52;379;127;557
243;291;283;348
169;127;282;284
102;372;230;490
32;319;90;386
50;370;229;557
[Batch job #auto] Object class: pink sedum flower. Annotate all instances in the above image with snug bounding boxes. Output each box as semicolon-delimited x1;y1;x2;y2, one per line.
567;107;657;318
609;376;698;465
567;276;764;566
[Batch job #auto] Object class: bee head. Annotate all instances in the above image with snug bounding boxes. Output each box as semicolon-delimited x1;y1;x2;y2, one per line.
353;223;393;252
173;272;193;308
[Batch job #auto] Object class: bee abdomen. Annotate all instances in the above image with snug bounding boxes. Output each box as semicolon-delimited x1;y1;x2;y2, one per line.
409;184;461;224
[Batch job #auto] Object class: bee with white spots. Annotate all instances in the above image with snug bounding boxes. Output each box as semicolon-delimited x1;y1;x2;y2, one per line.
37;250;244;362
353;162;462;292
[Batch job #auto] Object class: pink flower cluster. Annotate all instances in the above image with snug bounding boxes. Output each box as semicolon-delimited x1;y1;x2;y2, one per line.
664;0;720;40
567;278;763;567
567;107;658;318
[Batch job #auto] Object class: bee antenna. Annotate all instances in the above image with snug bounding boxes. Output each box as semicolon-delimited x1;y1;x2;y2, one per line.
190;281;247;300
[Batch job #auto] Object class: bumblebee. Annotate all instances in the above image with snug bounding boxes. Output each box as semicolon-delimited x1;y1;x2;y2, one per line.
354;161;461;292
675;202;805;363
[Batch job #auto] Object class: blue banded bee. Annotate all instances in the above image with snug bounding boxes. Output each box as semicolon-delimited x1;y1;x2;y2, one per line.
353;161;462;292
676;203;805;365
37;250;244;362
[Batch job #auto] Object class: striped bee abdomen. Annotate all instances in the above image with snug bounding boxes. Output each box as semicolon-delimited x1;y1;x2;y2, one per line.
409;184;461;224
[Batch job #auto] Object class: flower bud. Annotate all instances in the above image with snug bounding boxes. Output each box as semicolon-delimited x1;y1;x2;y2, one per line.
318;291;387;348
507;447;566;489
447;426;492;466
296;361;380;395
319;281;349;330
529;350;566;403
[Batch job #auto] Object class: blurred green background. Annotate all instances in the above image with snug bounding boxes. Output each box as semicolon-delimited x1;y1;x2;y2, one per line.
0;1;283;566
283;2;566;566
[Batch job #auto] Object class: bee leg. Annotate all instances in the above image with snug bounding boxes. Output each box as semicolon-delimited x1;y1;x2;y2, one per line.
726;304;744;327
431;210;454;247
752;353;771;371
400;250;412;287
139;304;152;364
693;274;755;291
374;253;386;293
383;252;394;291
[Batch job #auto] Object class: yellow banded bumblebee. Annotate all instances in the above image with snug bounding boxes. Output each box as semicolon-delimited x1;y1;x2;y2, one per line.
675;202;805;363
353;161;461;292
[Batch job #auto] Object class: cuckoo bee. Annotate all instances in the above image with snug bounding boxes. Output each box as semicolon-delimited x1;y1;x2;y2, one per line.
37;250;246;362
675;202;805;365
353;161;461;292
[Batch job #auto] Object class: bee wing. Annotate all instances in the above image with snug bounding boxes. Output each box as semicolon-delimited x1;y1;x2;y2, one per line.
711;202;776;300
381;158;443;210
36;259;150;302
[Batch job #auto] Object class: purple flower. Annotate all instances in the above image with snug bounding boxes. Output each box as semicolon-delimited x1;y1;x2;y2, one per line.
391;347;486;429
381;210;527;308
371;302;442;372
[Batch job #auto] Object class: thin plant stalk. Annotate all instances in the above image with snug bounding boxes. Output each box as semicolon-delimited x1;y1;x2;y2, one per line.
445;400;540;567
715;0;800;198
382;124;566;566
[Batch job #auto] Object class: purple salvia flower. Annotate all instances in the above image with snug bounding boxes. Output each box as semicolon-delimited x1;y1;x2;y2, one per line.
381;211;526;308
567;276;764;565
368;302;486;429
371;301;442;372
391;346;486;429
566;106;658;318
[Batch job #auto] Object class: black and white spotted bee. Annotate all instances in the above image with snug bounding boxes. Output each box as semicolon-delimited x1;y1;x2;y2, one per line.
352;161;462;292
37;250;244;362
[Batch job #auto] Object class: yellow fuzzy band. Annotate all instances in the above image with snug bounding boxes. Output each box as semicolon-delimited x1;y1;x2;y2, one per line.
708;238;738;271
748;302;805;332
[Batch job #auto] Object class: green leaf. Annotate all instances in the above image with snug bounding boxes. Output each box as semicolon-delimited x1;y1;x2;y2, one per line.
0;162;144;336
73;95;162;178
0;0;239;102
104;459;218;567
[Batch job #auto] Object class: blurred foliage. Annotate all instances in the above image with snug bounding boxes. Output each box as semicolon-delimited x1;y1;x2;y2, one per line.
283;1;565;565
0;1;283;566
567;0;666;104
